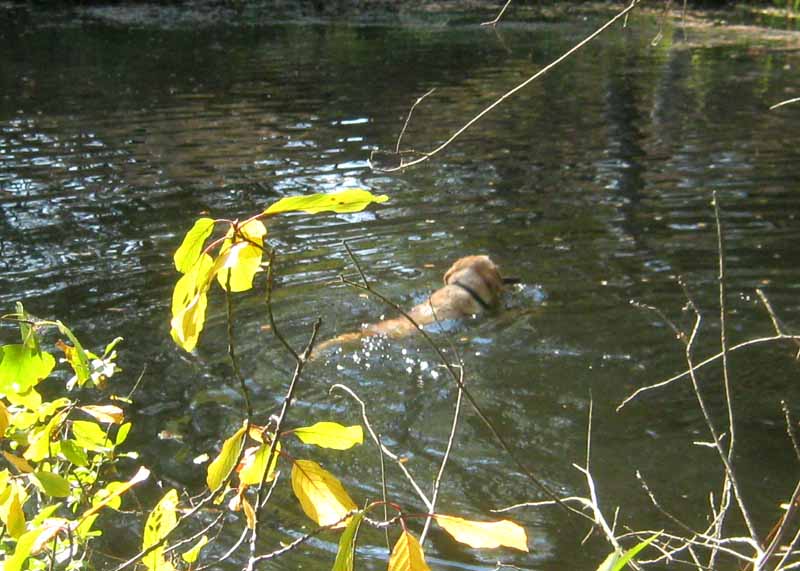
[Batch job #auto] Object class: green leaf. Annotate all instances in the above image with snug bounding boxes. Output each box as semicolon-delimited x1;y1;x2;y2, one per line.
116;422;132;446
33;471;71;498
239;441;281;486
263;189;389;216
15;302;40;353
332;511;364;571
293;422;363;450
174;218;215;273
596;533;660;571
0;344;55;394
5;526;48;571
181;534;209;563
61;439;89;467
206;424;246;492
72;420;111;452
55;321;91;387
142;488;179;571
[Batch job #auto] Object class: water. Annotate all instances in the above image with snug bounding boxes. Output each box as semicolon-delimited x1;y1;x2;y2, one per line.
2;5;800;569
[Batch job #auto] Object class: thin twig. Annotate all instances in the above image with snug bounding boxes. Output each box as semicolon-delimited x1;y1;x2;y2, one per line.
711;191;736;568
756;289;800;359
225;280;253;421
395;89;436;154
783;401;800;463
636;470;698;537
481;0;513;26
331;383;433;511
372;0;641;172
680;287;760;555
248;251;322;571
420;372;463;545
761;479;800;569
770;97;800;110
617;333;800;411
377;433;391;551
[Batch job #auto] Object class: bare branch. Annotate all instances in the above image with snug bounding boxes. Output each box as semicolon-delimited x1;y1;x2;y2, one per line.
372;0;641;172
770;97;800;111
481;0;513;27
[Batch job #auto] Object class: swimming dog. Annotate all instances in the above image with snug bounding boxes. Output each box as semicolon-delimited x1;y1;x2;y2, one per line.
313;255;510;355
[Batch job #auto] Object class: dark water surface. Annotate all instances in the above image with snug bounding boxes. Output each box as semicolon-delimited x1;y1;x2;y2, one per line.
3;5;800;569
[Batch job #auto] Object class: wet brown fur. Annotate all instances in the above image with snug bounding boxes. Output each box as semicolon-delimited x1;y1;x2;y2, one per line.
313;255;505;355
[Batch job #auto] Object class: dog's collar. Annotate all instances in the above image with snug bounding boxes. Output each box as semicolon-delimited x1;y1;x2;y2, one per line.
452;280;491;311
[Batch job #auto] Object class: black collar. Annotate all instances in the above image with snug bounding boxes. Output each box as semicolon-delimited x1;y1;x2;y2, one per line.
452;280;491;310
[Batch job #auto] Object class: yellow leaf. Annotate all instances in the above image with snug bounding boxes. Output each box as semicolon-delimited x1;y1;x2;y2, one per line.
5;386;41;411
170;291;208;353
142;489;179;571
293;422;363;450
242;495;256;529
2;452;33;474
0;482;27;538
263;189;389;216
388;530;430;571
433;515;528;552
181;534;209;563
291;459;356;528
79;466;150;520
170;253;214;352
216;220;267;293
174;218;215;273
238;441;280;486
0;400;9;437
79;405;125;424
207;424;247;492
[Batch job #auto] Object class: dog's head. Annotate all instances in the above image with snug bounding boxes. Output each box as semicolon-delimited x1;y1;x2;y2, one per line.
443;255;505;307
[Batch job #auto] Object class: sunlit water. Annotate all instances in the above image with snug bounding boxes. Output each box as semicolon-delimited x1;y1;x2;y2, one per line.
2;5;800;569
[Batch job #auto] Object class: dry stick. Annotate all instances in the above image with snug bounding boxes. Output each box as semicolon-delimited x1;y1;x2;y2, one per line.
247;252;322;571
481;0;513;27
395;88;436;154
711;192;736;568
377;433;391;551
761;479;800;570
339;243;587;521
372;0;641;172
109;492;218;571
331;383;434;513
770;97;800;110
617;333;800;411
420;369;464;545
250;510;361;565
774;520;800;570
680;288;760;560
636;470;699;538
615;529;756;564
420;298;466;546
225;279;253;422
783;401;800;463
757;289;800;359
575;398;629;562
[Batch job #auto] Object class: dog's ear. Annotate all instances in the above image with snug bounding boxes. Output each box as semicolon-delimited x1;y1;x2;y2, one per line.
443;257;472;285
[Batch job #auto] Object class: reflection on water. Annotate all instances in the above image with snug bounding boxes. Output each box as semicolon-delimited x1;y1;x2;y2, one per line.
2;7;800;569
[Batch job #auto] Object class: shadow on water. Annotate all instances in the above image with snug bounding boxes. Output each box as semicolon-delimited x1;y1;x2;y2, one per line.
2;5;800;569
